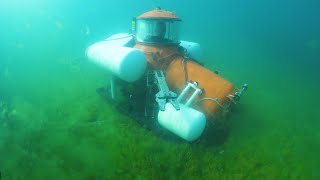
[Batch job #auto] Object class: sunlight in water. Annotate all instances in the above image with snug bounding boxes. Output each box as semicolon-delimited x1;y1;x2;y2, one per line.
0;0;43;13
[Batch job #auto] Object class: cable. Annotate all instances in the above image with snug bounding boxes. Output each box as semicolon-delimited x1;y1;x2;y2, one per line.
195;97;228;109
102;34;134;42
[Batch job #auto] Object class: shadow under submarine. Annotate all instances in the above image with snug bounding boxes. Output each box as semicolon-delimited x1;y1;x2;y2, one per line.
86;8;248;142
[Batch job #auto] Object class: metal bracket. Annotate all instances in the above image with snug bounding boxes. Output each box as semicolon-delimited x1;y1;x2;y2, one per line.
231;83;248;102
154;70;180;111
177;81;203;107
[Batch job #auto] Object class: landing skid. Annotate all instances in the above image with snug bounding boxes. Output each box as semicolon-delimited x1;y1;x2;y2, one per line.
95;77;159;131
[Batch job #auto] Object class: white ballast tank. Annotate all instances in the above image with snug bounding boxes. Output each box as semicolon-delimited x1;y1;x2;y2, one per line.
158;103;206;141
180;41;203;62
86;34;147;82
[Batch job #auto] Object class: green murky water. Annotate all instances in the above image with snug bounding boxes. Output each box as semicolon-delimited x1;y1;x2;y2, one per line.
1;0;319;179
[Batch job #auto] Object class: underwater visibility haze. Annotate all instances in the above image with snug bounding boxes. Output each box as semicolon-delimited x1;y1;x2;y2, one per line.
0;0;320;179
